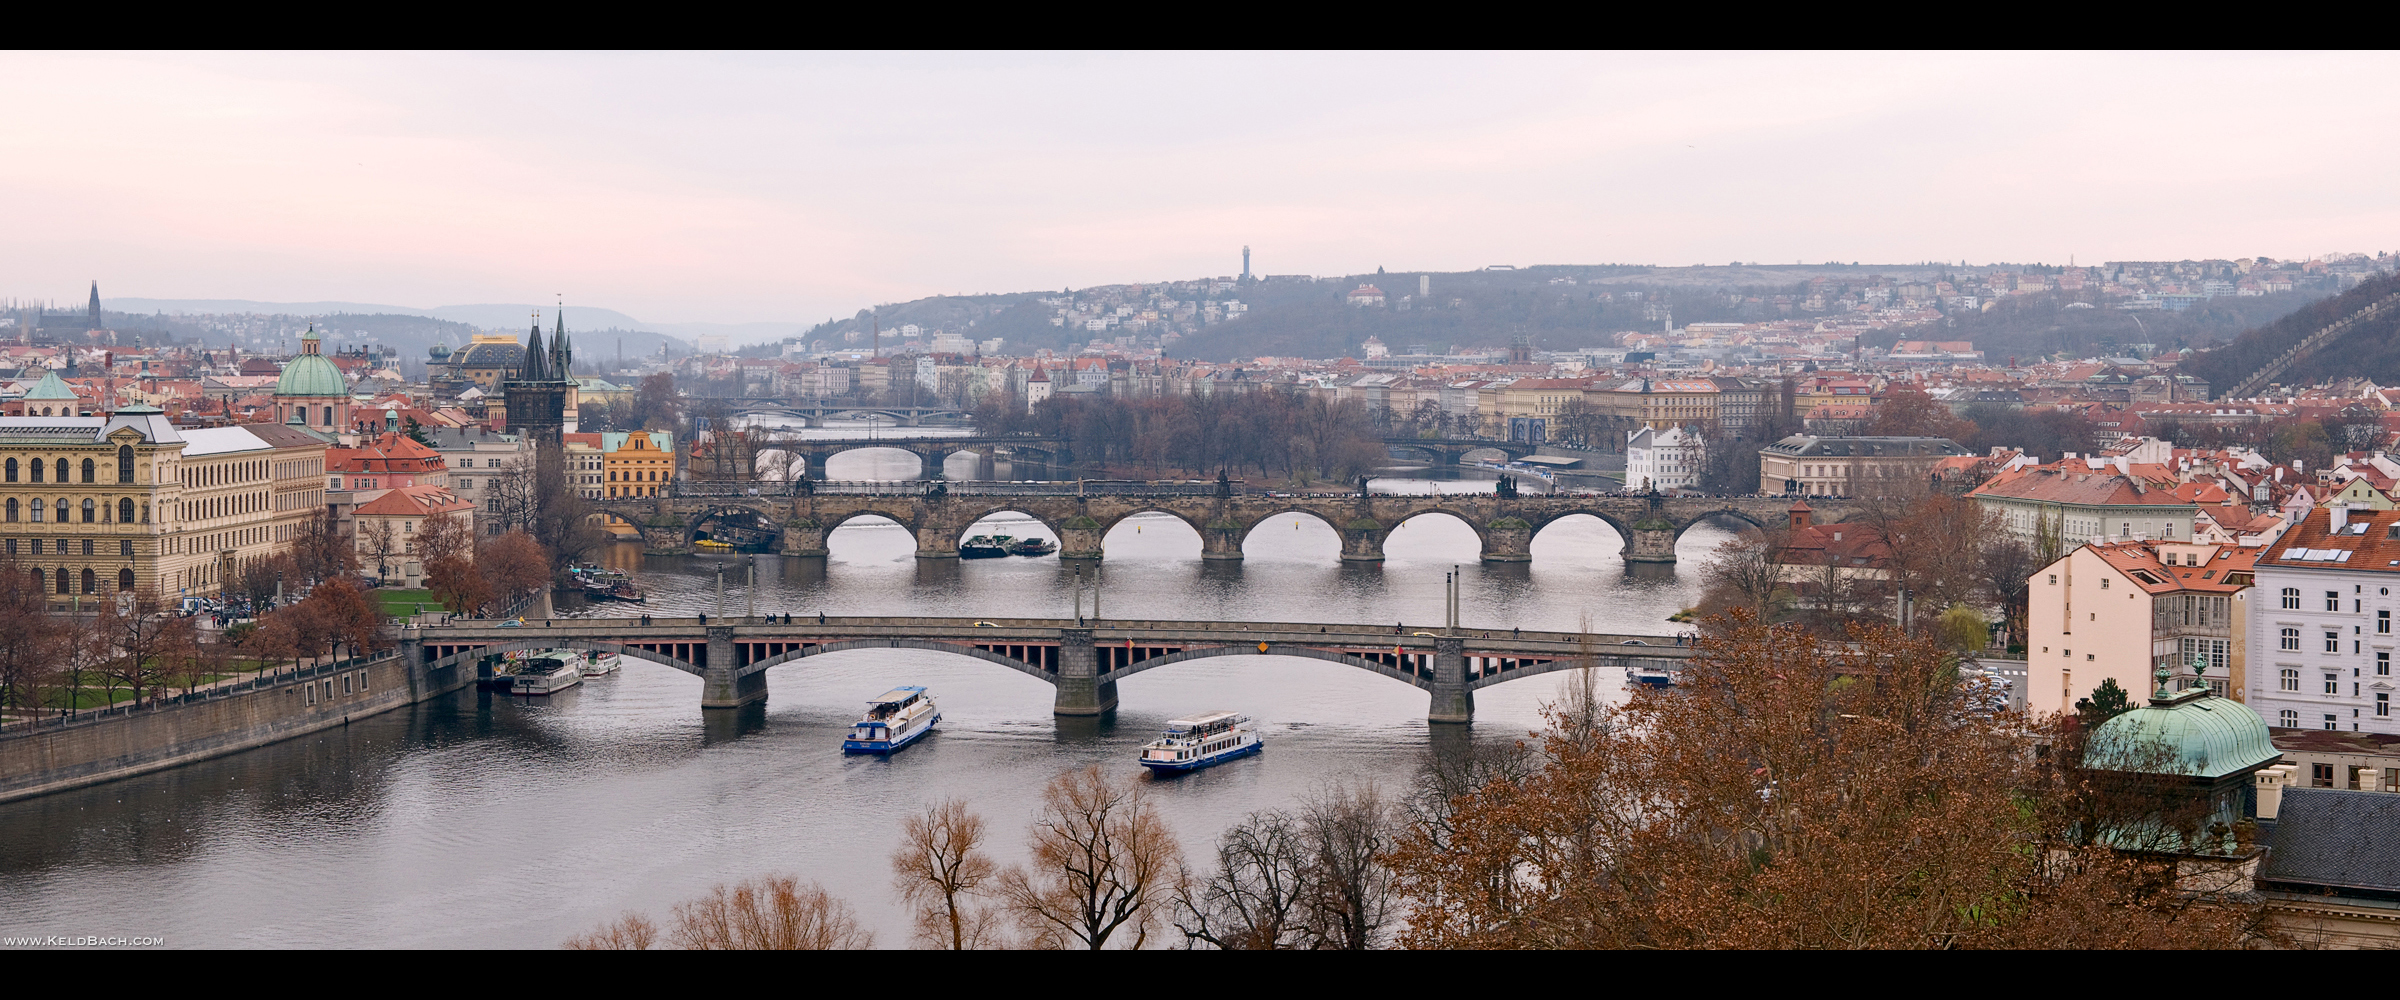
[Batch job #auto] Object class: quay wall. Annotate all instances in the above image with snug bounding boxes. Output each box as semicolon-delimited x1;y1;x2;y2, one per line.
0;651;467;806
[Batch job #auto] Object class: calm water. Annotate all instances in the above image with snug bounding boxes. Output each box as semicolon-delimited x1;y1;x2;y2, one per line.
0;430;1737;949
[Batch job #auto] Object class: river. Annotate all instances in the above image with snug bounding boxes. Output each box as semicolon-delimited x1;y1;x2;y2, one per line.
0;426;1737;948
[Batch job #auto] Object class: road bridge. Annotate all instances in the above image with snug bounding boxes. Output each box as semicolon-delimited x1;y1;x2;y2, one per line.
724;401;973;427
589;484;1848;566
736;435;1067;480
404;614;1695;722
1380;437;1541;465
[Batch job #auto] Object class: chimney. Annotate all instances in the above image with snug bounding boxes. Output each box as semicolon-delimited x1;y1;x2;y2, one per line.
2256;764;2296;820
2332;502;2350;533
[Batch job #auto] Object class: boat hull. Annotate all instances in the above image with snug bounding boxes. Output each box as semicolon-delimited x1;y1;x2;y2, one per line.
842;713;941;755
1139;739;1263;773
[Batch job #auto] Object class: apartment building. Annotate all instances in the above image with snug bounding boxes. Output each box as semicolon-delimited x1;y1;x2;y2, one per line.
564;432;605;499
2249;505;2400;734
1587;378;1721;432
1756;435;1968;497
422;425;530;534
1969;458;2208;548
2028;538;2257;718
604;431;675;498
1626;426;1704;492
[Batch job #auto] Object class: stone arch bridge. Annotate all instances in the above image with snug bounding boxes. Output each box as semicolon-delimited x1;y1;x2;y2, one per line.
591;486;1852;566
404;615;1696;723
725;402;973;427
741;435;1067;480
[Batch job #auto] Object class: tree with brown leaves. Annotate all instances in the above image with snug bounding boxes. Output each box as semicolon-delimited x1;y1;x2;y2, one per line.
418;511;488;615
565;876;870;950
995;765;1183;949
0;561;57;720
304;578;383;659
476;531;551;613
891;798;1004;949
1383;610;2268;949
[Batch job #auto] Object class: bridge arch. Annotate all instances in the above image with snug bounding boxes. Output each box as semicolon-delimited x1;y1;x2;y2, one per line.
1105;643;1432;691
1236;508;1349;557
1526;510;1637;547
1386;508;1492;556
737;637;1057;681
958;506;1070;547
821;507;922;535
1096;506;1210;542
1462;652;1683;691
424;638;704;677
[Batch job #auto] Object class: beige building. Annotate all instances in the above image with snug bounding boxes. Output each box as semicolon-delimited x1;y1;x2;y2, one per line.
168;424;331;597
1756;435;1969;497
1587;378;1722;432
2027;538;2258;718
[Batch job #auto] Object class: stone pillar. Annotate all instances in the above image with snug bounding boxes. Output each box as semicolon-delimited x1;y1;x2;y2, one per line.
1052;628;1117;716
699;625;767;708
399;634;428;699
1623;522;1679;564
1201;518;1246;561
1428;636;1473;723
781;515;827;557
915;521;961;559
1480;517;1532;562
639;516;691;556
1340;517;1387;563
1059;514;1105;561
917;447;944;479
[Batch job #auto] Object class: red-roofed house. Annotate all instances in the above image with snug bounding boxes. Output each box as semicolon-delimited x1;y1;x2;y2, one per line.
352;485;475;587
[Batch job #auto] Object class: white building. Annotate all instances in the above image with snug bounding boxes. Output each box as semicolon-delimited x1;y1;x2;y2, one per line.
2249;504;2400;734
1626;425;1705;492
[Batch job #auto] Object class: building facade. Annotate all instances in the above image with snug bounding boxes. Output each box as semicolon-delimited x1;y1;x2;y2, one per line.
2248;505;2400;735
1625;425;1705;492
2028;538;2256;719
1756;435;1969;497
0;406;184;607
603;431;675;498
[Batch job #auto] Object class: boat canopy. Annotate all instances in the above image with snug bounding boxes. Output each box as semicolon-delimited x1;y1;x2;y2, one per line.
1163;711;1242;735
869;686;927;706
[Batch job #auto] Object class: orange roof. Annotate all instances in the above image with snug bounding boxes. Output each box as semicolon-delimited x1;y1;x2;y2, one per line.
2087;539;2257;595
328;432;446;475
352;484;473;518
2259;507;2400;573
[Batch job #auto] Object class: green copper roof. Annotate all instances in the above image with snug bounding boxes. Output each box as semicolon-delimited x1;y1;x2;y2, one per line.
276;352;347;398
21;369;77;400
2085;676;2279;780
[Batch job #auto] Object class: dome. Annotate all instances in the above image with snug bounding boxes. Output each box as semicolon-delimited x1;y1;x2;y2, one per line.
276;352;347;398
429;343;452;360
2085;669;2279;780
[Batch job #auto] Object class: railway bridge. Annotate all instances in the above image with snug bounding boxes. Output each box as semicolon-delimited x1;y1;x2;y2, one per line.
724;402;973;427
403;614;1696;723
590;484;1850;566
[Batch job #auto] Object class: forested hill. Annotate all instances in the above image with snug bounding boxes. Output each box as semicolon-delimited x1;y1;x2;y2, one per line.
2176;271;2400;394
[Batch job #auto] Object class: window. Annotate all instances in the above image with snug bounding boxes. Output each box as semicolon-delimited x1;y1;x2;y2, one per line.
2281;709;2299;727
118;540;130;557
2327;714;2341;731
115;568;132;592
2383;610;2391;634
117;498;133;524
2329;591;2343;612
2328;631;2343;653
2284;587;2302;610
79;568;93;594
80;539;91;557
2283;627;2301;651
116;445;132;484
49;459;62;482
2328;673;2341;695
2315;763;2336;787
80;498;93;523
2382;652;2391;676
2282;668;2301;691
2380;693;2391;718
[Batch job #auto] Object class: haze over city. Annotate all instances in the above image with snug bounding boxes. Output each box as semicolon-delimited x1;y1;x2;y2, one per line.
8;51;2400;333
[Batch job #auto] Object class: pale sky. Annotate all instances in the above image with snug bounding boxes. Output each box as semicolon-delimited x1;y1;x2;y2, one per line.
6;51;2397;329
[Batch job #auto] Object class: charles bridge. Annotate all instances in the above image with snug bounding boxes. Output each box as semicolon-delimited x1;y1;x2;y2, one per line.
404;614;1697;722
714;432;1541;479
590;482;1853;566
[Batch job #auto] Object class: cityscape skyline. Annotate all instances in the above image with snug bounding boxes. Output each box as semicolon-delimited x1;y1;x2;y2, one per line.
6;52;2398;330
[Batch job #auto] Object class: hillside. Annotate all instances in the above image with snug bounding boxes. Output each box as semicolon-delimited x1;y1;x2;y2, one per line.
2176;271;2400;393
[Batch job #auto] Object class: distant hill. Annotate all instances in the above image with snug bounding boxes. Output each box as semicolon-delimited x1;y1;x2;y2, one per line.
2175;271;2400;394
104;297;696;373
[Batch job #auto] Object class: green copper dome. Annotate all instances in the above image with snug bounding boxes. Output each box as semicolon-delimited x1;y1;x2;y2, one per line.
276;326;347;398
2085;670;2279;780
22;369;77;400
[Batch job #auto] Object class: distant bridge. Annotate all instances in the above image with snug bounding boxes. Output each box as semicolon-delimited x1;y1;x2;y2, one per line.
731;435;1068;479
1380;437;1542;465
589;484;1846;566
405;614;1695;722
721;401;973;427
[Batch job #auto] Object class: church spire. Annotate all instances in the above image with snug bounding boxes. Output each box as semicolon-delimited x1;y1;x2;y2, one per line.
521;315;550;382
86;281;101;331
551;308;572;379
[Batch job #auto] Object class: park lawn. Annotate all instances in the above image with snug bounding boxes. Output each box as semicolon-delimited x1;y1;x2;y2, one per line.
375;588;441;618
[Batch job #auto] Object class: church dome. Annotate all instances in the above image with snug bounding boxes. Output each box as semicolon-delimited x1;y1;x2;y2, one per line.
276;326;348;398
429;342;452;361
2085;668;2279;780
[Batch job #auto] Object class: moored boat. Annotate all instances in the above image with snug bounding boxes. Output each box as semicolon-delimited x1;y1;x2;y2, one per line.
1010;537;1057;557
579;650;621;676
1138;711;1261;773
843;687;941;754
507;652;584;695
960;535;1009;559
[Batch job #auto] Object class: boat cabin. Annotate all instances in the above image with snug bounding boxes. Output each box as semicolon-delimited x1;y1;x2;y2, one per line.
1162;711;1242;738
865;686;928;720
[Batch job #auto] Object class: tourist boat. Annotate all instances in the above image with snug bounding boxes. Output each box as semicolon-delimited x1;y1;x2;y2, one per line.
603;579;645;603
1138;711;1261;773
1010;537;1057;557
695;538;734;551
842;687;941;754
582;570;645;602
1624;664;1679;689
960;535;1009;559
507;652;584;695
579;650;621;677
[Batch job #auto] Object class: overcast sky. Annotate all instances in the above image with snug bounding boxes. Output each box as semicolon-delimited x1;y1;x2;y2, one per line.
6;51;2396;328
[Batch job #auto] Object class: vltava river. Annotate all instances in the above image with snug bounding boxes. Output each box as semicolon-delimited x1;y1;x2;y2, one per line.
0;434;1735;948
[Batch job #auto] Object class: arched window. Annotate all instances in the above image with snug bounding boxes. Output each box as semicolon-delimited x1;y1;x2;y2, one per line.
54;459;66;483
81;498;95;523
118;498;134;523
118;445;133;484
117;568;133;592
79;458;93;484
27;459;40;484
2;458;13;483
54;499;66;522
322;406;333;427
28;497;41;523
80;568;95;595
2;499;12;523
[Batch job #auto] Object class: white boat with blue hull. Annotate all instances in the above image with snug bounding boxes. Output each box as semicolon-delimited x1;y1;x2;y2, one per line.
843;687;940;755
1138;712;1262;773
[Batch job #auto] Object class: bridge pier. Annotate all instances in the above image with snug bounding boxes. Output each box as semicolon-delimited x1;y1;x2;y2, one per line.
915;523;960;559
1059;514;1105;561
1480;517;1532;562
1201;519;1245;561
639;517;692;556
1340;518;1387;563
1428;636;1473;723
1052;629;1117;716
700;626;767;708
781;517;827;557
1622;524;1679;565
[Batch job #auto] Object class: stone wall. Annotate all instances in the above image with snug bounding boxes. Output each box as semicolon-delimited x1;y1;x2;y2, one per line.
0;653;465;805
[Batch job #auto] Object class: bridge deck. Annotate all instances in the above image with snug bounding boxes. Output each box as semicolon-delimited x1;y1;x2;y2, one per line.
416;614;1691;655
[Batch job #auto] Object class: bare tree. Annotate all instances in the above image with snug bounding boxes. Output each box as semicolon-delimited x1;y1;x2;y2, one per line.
1174;810;1309;949
358;519;400;584
890;798;1003;949
0;561;56;722
668;875;873;950
563;913;657;950
1294;782;1400;950
996;765;1184;949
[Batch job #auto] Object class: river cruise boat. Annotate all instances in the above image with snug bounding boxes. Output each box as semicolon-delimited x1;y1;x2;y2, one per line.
1625;664;1680;689
961;535;1010;559
1138;712;1261;773
1010;537;1057;557
579;650;621;677
842;687;941;754
507;652;584;695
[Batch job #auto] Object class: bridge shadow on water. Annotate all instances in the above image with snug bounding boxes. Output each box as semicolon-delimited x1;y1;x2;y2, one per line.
701;702;770;745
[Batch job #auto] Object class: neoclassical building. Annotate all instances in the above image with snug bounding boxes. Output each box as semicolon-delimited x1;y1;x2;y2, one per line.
0;404;185;607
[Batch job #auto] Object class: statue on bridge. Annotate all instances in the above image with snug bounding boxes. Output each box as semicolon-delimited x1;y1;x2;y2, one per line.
1216;469;1233;498
1496;474;1518;499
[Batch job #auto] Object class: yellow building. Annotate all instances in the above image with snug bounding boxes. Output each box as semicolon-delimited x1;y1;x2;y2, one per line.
1586;378;1722;431
603;431;675;498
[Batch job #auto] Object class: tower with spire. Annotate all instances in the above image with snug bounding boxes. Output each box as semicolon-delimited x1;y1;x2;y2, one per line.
86;281;101;331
